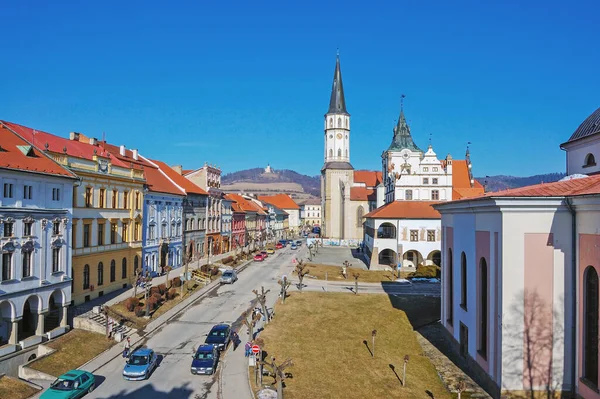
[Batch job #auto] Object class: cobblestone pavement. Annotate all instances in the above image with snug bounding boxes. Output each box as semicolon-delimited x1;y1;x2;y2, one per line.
307;246;370;268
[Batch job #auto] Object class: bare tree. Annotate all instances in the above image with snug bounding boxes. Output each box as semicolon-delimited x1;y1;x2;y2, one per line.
403;355;409;386
241;309;261;340
132;268;141;298
371;329;377;357
294;259;310;292
164;265;173;288
307;244;314;260
278;276;291;304
456;379;466;399
353;272;360;294
260;356;294;399
253;286;271;324
342;260;351;279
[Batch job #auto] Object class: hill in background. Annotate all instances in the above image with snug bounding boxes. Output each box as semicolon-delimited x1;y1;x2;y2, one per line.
476;173;566;192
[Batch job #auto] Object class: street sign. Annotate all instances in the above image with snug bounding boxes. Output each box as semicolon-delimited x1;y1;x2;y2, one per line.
292;259;296;264
252;345;260;354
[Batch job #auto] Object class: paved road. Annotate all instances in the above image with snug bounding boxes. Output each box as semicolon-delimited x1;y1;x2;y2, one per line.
88;245;303;399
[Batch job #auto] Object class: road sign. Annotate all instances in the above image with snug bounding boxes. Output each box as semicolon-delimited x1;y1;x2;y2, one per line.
252;345;260;354
292;259;296;264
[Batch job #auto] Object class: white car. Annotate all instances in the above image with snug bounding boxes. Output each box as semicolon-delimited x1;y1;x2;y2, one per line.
220;269;238;284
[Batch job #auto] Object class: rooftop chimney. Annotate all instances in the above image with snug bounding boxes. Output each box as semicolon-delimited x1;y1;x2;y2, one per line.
120;145;126;156
132;149;138;160
89;137;97;145
172;165;183;174
69;132;80;141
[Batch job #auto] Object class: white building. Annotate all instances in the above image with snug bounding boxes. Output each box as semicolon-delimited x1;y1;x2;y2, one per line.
299;198;321;227
433;106;600;398
0;124;76;354
258;194;300;235
363;105;484;270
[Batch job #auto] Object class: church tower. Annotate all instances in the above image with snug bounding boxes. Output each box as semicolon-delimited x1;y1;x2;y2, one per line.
321;53;354;239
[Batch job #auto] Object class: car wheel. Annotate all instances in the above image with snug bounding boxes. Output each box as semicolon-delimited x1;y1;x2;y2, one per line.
88;383;95;393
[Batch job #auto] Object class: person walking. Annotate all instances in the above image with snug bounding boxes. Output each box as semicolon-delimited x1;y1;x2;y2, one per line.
244;341;251;357
122;337;131;358
230;331;240;350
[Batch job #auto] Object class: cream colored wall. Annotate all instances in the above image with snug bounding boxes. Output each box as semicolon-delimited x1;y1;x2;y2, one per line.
349;200;368;240
322;168;354;239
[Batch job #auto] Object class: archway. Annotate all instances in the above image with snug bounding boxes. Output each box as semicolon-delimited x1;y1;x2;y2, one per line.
377;223;396;239
427;250;441;267
402;250;424;268
378;249;397;267
0;300;16;345
45;290;66;333
20;295;42;340
160;243;168;272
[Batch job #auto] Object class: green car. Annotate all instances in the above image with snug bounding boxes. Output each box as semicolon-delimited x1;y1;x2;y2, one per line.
41;370;96;399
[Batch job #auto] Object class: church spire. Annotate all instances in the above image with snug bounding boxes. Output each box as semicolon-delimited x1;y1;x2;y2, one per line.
388;94;423;153
327;51;348;115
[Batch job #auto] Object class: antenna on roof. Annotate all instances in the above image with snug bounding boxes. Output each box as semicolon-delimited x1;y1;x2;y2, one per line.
400;94;406;112
429;133;432;146
102;131;106;143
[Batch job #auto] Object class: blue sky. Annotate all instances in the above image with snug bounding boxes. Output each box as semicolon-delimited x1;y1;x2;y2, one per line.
2;1;599;177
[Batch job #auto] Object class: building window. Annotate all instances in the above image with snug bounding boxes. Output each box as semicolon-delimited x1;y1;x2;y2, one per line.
134;255;139;275
423;178;429;185
24;220;33;236
110;223;117;244
123;191;129;209
110;259;116;282
479;258;488;359
22;251;32;278
83;264;90;289
52;188;61;201
162;223;167;238
23;185;32;200
122;257;127;279
149;224;155;240
134;222;140;241
337;149;342;158
83;224;91;247
99;189;105;208
432;178;438;185
405;190;413;200
410;230;418;242
85;187;93;207
97;262;104;286
112;190;118;208
584;153;597;168
52;247;60;273
423;167;429;172
1;252;12;281
583;266;599;386
98;222;104;245
460;252;467;309
433;167;438;172
171;222;175;237
135;192;141;209
432;190;439;200
427;230;435;241
3;183;13;198
447;248;453;325
122;222;128;242
53;221;60;235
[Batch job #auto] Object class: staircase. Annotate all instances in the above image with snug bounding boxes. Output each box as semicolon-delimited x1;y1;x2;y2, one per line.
74;308;135;340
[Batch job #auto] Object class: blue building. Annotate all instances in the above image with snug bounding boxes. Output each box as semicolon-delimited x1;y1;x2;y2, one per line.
140;158;185;275
221;196;232;253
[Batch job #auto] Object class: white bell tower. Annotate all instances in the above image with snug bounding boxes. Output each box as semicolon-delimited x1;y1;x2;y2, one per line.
324;53;350;164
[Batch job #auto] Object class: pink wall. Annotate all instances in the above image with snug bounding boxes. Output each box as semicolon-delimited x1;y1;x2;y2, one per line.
523;233;554;389
445;226;454;336
578;234;600;399
476;231;490;372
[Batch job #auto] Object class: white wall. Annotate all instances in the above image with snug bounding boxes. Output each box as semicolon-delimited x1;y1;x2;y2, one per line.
564;136;600;176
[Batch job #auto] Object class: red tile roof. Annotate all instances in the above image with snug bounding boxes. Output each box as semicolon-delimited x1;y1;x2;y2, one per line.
142;161;186;196
257;194;300;210
231;202;246;213
353;170;382;187
0;123;75;178
483;175;600;198
182;169;194;175
149;159;208;195
226;193;267;215
364;201;441;219
451;160;485;199
350;187;377;201
99;141;154;170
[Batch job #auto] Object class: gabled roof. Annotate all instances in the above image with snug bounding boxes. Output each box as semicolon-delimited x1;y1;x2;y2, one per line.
99;141;154;170
257;194;300;210
483;175;600;198
143;162;186;196
0;123;76;178
149;159;208;195
231;202;246;214
350;187;377;201
225;193;267;215
364;201;440;219
353;170;382;187
451;160;485;200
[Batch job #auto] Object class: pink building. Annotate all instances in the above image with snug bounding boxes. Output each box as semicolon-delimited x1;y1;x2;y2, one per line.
435;106;600;398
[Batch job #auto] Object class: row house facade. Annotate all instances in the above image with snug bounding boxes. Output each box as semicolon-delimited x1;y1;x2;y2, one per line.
0;122;76;353
8;124;146;305
299;198;321;227
139;157;185;275
221;196;232;253
434;106;600;398
230;202;246;250
157;163;208;263
258;194;300;236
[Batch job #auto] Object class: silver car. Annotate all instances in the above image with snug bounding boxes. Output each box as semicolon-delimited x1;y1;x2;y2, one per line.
220;269;238;284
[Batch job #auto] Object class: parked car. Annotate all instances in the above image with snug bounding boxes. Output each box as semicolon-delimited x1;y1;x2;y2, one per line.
260;250;269;258
254;253;265;261
266;248;275;254
275;243;283;249
220;269;238;284
191;344;220;375
122;348;158;381
295;240;302;246
204;324;231;351
42;370;95;398
278;240;287;246
291;243;297;250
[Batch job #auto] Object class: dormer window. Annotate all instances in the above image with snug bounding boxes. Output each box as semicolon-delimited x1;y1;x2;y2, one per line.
584;153;597;168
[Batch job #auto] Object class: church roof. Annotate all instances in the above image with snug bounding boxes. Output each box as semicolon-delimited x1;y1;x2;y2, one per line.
562;106;600;145
350;187;376;201
321;161;354;171
387;109;423;153
353;170;382;187
364;201;440;219
327;54;349;115
450;160;485;200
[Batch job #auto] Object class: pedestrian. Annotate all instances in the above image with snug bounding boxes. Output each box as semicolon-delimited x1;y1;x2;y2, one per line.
123;337;131;358
244;341;251;357
230;331;240;350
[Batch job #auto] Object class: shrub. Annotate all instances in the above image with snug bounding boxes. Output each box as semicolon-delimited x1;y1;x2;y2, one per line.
210;266;220;276
146;296;158;310
125;297;139;312
172;277;182;287
158;283;167;295
152;292;162;303
410;265;441;279
150;286;161;296
222;256;234;265
167;288;177;300
200;264;210;273
135;306;145;317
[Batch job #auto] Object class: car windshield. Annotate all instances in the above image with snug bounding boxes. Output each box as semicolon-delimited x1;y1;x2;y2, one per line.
195;351;214;360
223;272;233;277
210;330;226;337
128;355;149;365
51;378;76;391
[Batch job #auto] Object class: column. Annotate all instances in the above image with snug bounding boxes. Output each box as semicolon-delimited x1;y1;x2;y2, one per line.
9;319;19;345
105;219;111;245
60;306;68;328
36;312;46;336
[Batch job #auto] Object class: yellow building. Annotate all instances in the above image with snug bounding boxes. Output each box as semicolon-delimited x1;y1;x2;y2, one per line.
37;131;146;304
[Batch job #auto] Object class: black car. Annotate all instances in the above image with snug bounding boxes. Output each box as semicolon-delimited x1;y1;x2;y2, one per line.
190;344;220;375
204;324;231;351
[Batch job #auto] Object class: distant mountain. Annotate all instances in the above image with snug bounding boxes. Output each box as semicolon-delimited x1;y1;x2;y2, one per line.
476;173;566;192
221;167;321;197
